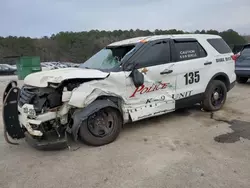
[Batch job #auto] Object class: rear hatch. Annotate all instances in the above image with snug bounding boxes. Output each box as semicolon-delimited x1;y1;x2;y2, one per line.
235;45;250;69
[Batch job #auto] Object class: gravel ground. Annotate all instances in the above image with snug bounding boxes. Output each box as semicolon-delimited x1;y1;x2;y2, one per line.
0;76;250;188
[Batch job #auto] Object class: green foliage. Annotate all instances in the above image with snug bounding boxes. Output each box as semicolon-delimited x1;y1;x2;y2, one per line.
220;29;246;45
0;29;247;63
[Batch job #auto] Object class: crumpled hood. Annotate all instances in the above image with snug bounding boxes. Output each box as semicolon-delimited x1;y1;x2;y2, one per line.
24;67;109;87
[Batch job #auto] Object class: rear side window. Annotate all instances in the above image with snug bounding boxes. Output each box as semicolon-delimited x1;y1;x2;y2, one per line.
135;41;170;67
207;38;232;54
174;41;207;61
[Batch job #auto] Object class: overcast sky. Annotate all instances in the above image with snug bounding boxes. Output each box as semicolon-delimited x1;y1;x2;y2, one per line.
1;0;250;37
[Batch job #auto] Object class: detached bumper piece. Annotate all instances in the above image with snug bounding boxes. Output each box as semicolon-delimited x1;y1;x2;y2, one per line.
2;81;25;145
24;132;68;150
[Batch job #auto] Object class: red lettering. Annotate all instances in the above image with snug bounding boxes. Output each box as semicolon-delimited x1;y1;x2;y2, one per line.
140;87;149;94
155;84;160;90
161;83;168;89
129;82;170;98
130;85;145;98
152;85;158;92
147;84;155;93
152;84;161;91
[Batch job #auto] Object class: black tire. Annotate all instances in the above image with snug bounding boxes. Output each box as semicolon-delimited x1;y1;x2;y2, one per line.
202;80;227;111
79;107;122;146
236;76;248;84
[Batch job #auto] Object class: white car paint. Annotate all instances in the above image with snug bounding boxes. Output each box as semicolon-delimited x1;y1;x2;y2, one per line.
24;67;109;87
41;67;51;71
67;70;176;122
19;34;236;137
108;36;150;46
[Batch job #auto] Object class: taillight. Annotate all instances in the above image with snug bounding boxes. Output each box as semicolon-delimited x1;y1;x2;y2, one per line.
232;54;239;63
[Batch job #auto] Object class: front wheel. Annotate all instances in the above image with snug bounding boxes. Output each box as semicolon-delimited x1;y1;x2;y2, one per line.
79;107;122;146
236;76;248;84
202;80;227;111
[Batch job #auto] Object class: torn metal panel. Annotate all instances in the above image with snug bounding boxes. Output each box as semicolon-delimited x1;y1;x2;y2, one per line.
62;91;72;102
126;97;175;122
68;72;127;108
69;68;176;122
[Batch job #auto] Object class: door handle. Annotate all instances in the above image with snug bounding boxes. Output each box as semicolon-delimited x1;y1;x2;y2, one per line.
204;61;212;65
160;69;173;75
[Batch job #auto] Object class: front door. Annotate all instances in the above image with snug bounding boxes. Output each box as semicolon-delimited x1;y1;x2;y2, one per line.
124;39;177;121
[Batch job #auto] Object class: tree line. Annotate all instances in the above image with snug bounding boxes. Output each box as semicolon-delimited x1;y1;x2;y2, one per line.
0;29;248;64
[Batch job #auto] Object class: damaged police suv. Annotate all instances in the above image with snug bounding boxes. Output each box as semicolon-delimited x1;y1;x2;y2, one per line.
3;34;236;150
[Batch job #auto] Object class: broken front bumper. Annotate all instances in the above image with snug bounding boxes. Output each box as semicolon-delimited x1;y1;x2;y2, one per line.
24;131;68;150
2;81;68;150
18;104;56;137
18;104;68;150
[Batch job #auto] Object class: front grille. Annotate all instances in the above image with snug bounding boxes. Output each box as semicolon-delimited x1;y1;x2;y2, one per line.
18;86;37;107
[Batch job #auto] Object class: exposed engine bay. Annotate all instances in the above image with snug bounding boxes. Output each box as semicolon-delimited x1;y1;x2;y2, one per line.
19;85;63;114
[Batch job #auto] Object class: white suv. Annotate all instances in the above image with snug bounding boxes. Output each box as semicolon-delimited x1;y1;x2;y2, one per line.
3;34;236;149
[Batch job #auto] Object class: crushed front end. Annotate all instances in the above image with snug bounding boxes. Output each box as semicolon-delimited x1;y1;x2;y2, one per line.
18;84;72;150
3;82;73;150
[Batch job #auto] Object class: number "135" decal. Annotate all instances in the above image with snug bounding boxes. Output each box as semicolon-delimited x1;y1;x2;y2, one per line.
184;71;200;85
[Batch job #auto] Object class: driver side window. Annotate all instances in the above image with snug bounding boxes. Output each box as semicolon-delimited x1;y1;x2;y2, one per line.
135;41;171;68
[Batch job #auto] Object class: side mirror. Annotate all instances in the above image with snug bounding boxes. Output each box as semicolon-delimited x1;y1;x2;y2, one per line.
130;68;144;88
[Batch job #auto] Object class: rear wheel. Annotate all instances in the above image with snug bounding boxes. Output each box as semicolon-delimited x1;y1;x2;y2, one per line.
202;80;227;111
236;76;248;84
79;107;122;146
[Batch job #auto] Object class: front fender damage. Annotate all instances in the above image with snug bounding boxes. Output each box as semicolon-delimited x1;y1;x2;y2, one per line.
68;80;123;108
66;79;126;141
71;100;121;141
9;77;126;149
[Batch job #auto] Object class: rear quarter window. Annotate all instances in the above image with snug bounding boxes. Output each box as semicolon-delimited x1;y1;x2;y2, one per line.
207;38;232;54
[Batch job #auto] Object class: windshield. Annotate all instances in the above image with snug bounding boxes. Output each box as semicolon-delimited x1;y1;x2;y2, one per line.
80;45;135;70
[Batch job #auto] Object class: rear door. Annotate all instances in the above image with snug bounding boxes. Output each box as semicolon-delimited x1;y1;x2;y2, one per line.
169;38;209;108
206;38;235;84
